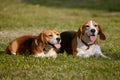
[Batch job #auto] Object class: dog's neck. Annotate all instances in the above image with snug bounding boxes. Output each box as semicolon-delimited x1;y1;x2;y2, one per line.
82;35;93;44
81;35;96;49
44;43;53;54
44;43;58;54
81;39;95;49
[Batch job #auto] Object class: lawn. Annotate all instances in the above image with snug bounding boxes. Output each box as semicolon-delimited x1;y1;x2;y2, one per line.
0;0;120;80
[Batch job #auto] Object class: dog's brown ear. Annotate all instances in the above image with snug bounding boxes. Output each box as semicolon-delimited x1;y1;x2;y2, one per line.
98;25;106;40
32;37;44;53
34;39;39;46
38;32;48;44
33;36;44;47
33;32;47;48
77;25;85;40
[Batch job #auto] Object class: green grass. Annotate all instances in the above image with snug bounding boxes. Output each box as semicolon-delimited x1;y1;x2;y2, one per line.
0;0;120;80
0;54;120;80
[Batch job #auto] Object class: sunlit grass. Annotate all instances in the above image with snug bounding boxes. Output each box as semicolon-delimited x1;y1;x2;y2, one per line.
0;0;120;80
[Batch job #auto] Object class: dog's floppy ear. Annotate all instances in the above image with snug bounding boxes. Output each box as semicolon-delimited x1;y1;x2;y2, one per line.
98;24;106;40
34;39;39;46
38;32;48;44
33;32;47;48
77;25;85;40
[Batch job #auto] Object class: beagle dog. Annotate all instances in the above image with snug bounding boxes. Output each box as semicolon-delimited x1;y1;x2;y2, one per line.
5;29;61;58
59;20;110;59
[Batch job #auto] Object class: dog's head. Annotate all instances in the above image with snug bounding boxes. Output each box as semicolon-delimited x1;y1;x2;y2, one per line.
35;29;61;49
78;20;106;43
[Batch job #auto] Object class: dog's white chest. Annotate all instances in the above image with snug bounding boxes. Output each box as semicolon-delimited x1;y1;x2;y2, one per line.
76;38;102;57
46;48;57;58
77;44;95;57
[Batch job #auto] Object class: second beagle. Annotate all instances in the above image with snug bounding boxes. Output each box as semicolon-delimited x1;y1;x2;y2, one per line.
5;29;61;58
59;20;110;59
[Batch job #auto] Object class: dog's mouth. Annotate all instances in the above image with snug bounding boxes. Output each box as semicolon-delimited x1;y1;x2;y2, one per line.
48;42;61;49
48;37;61;49
86;33;97;42
89;35;97;42
54;43;61;49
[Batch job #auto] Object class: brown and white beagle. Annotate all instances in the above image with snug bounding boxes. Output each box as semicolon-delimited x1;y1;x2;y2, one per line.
59;20;110;59
5;29;61;58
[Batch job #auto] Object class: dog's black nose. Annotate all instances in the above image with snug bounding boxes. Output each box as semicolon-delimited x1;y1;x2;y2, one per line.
91;29;96;33
56;37;61;42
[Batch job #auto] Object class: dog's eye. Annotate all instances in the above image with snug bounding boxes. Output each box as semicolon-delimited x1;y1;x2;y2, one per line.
48;34;53;37
86;25;89;27
94;25;98;27
56;33;59;36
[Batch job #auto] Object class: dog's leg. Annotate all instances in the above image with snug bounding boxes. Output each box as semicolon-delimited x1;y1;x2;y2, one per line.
34;52;46;57
11;51;16;55
95;45;111;59
100;53;111;59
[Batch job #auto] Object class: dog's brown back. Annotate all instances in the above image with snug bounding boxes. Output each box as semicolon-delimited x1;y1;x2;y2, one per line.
5;35;37;55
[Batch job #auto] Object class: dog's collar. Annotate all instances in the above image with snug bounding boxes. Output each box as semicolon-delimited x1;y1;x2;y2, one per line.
81;39;95;50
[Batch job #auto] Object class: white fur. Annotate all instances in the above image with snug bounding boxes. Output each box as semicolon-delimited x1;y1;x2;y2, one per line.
76;37;109;59
46;48;57;58
34;49;57;58
11;51;16;55
34;52;46;57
